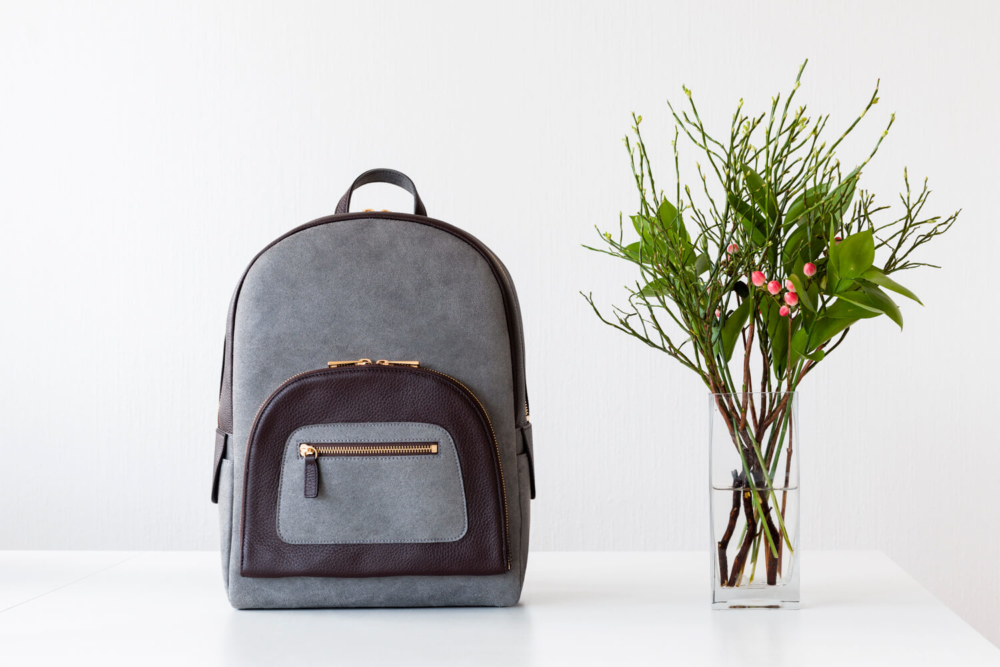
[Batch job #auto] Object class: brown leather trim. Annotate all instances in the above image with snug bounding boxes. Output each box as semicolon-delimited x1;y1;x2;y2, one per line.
215;211;528;441
210;429;228;504
240;366;508;578
335;168;428;217
303;455;319;498
519;423;536;500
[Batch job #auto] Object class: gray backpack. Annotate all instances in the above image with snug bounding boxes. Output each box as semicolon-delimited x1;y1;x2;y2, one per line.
211;169;534;608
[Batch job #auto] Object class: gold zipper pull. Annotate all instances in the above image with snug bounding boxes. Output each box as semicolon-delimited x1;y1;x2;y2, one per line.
327;359;374;368
375;360;420;367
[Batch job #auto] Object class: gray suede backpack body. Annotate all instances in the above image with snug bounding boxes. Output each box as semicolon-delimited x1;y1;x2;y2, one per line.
210;169;534;609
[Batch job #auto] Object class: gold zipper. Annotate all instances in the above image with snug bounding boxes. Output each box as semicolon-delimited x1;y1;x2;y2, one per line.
328;359;421;368
299;442;438;457
297;442;439;498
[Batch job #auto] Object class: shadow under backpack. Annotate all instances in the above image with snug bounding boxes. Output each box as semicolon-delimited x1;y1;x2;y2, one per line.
210;169;535;609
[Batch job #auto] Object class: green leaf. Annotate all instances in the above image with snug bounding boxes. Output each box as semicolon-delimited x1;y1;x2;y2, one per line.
792;316;855;355
623;242;646;264
859;283;903;329
861;267;922;305
824;250;855;294
787;274;815;312
783;222;828;274
782;224;809;270
761;297;779;337
693;253;711;275
657;199;679;226
831;229;874;279
799;232;827;267
744;166;778;222
835;284;902;329
824;296;882;320
631;215;667;259
791;335;826;361
657;199;690;244
740;214;767;246
762;299;796;378
806;281;821;313
784;182;830;227
828;167;861;218
834;290;884;314
639;278;670;297
827;237;840;275
721;297;753;362
728;193;767;234
682;243;699;268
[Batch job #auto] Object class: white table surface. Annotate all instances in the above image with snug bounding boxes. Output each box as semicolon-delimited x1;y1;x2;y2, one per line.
1;550;996;666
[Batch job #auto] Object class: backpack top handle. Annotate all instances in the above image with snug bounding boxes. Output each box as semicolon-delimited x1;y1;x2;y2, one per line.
335;168;427;217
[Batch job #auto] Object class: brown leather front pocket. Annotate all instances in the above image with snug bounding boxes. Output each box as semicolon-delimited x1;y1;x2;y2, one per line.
240;365;509;578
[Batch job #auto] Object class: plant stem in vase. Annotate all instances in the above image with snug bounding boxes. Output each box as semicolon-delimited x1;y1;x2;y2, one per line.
711;391;798;607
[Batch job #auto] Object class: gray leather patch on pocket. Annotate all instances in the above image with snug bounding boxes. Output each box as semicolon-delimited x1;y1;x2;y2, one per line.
277;422;468;545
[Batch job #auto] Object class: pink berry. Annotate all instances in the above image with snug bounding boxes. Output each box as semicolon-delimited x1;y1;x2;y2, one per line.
784;292;799;306
834;236;842;244
803;262;817;277
767;280;781;295
715;309;721;318
751;271;766;287
785;279;796;292
727;243;739;255
779;305;790;317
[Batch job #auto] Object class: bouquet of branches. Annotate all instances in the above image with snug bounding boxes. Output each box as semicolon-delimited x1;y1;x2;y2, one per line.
583;61;959;588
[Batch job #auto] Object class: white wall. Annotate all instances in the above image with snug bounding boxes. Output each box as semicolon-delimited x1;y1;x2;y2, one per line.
2;0;997;645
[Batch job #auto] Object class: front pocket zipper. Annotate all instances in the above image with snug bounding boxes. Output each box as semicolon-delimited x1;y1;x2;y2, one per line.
298;442;439;498
299;442;439;457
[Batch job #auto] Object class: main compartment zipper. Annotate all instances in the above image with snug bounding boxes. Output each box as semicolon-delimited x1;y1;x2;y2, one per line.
327;359;420;368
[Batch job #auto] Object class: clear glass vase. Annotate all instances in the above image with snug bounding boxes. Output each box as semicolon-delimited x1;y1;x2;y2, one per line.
710;392;799;609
